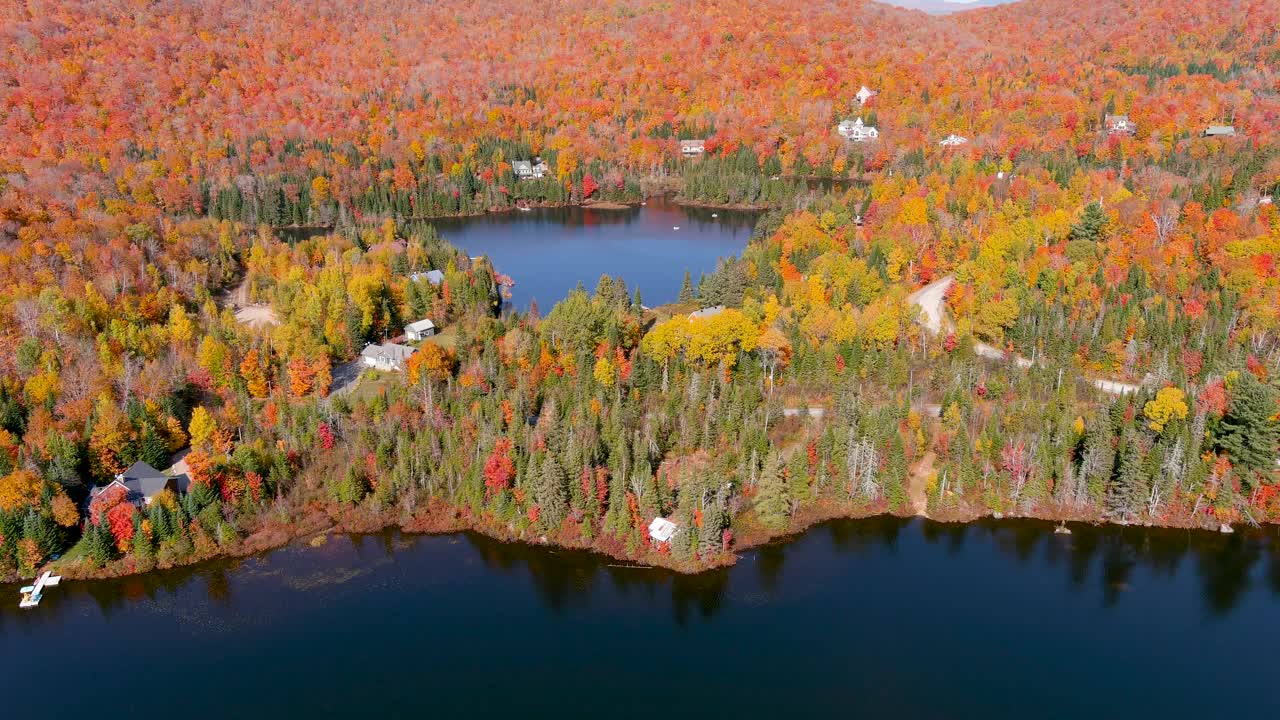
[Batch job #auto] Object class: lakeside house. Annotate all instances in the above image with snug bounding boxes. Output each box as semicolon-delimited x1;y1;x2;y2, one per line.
856;85;877;106
512;159;548;180
361;342;417;371
1204;125;1236;137
410;269;446;286
938;134;968;147
1105;114;1137;136
648;517;678;543
689;305;725;320
88;461;178;509
405;319;436;341
680;139;706;157
837;117;879;142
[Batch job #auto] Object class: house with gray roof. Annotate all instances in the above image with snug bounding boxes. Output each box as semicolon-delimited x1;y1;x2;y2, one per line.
512;159;548;180
361;343;417;372
689;305;726;320
1204;125;1236;137
405;319;436;341
410;269;446;286
89;461;179;509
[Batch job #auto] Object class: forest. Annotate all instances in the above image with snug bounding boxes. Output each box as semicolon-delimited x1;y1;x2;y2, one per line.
0;0;1278;579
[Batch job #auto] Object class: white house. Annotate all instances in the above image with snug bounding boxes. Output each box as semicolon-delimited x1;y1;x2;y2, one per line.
837;118;879;142
512;159;548;180
856;85;877;106
689;305;725;320
1105;114;1136;136
1204;125;1236;137
648;517;678;544
938;134;969;147
405;319;436;341
360;343;417;372
679;139;706;156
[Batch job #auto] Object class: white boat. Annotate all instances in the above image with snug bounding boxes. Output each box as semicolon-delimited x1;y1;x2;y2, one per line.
711;213;718;218
19;570;61;609
517;206;532;212
673;226;680;230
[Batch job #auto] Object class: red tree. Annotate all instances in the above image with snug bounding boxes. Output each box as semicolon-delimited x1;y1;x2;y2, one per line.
484;438;515;495
105;502;136;552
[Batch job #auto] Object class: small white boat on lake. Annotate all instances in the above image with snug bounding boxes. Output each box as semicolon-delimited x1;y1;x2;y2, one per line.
19;571;61;609
673;226;680;230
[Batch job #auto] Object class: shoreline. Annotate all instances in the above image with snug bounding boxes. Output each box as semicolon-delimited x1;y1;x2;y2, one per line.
673;196;774;211
28;492;1259;586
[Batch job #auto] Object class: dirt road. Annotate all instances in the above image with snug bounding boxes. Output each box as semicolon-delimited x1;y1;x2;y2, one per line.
908;275;1139;396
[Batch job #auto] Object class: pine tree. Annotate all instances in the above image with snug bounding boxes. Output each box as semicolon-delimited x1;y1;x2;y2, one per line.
678;269;696;304
86;520;115;567
754;450;790;530
23;511;62;558
1107;432;1145;521
535;453;568;528
1070;202;1107;243
139;424;170;469
1214;373;1280;484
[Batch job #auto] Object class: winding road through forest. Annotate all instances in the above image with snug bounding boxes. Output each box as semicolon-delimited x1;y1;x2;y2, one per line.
907;276;1141;396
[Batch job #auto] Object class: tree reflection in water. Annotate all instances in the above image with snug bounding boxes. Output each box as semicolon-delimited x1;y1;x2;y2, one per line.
7;519;1278;626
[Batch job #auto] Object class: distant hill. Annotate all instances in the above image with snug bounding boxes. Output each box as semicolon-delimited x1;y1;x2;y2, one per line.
877;0;1018;14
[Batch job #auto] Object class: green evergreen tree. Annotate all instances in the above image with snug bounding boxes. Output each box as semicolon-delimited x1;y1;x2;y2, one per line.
754;450;790;530
1213;373;1280;484
139;424;170;469
86;520;115;567
535;453;568;528
678;270;696;304
1107;432;1146;521
1069;202;1108;243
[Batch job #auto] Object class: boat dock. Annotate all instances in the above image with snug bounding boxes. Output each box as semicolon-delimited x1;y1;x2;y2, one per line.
19;571;61;609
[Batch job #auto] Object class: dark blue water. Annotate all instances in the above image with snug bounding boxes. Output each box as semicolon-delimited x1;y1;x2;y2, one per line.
432;196;758;308
3;518;1277;718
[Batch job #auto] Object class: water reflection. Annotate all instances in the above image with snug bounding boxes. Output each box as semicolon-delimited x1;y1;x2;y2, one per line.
428;195;759;308
4;517;1279;627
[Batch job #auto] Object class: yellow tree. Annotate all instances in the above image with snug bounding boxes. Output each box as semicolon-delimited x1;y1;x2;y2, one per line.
0;469;41;512
239;348;270;398
686;309;759;369
188;407;216;450
167;304;195;345
1144;387;1189;433
640;316;690;392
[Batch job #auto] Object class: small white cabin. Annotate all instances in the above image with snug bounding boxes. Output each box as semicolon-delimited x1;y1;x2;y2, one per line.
837;118;879;142
938;134;969;147
648;517;678;543
680;139;706;156
1105;114;1136;136
512;159;548;180
856;85;877;106
405;319;436;341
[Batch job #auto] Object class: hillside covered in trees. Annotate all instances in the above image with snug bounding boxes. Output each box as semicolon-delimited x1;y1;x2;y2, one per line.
0;0;1278;579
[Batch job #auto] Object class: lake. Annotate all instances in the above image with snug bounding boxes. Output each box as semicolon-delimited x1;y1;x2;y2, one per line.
3;518;1277;718
431;196;759;308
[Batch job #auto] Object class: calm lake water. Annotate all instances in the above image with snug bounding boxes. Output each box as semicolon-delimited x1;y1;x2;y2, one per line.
432;196;758;308
3;518;1277;718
